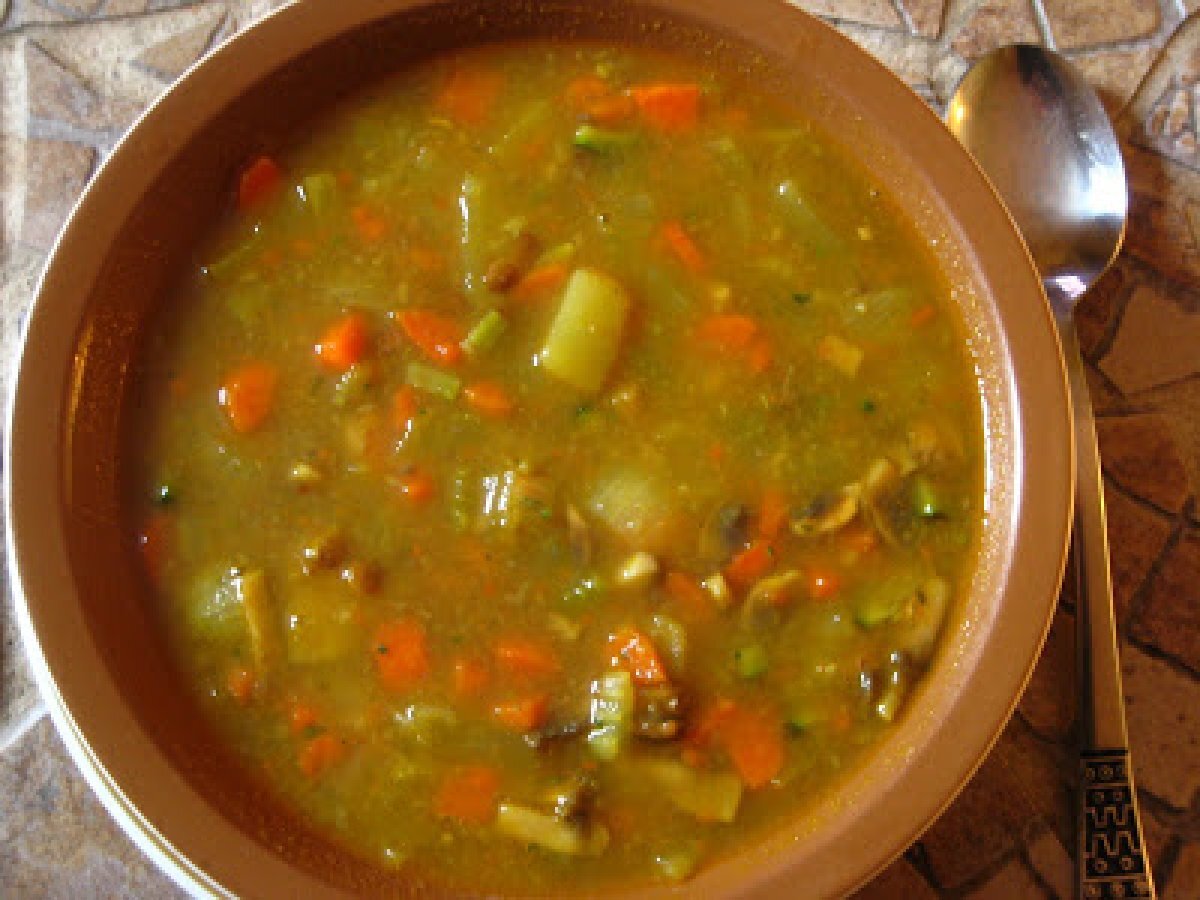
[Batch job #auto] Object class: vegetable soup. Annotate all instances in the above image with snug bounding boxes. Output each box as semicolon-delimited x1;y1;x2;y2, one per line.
128;41;983;893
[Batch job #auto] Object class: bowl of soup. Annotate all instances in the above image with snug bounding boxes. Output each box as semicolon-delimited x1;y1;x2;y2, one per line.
6;1;1072;897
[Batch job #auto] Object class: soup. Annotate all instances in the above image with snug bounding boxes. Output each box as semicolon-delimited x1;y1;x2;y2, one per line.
128;41;982;893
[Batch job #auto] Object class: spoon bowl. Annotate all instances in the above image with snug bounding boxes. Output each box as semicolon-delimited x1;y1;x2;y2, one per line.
948;45;1127;309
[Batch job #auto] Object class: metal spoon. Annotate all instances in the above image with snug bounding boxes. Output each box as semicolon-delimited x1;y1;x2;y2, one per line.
947;46;1155;900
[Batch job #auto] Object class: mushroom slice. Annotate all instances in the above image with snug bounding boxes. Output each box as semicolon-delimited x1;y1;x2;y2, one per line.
790;491;857;537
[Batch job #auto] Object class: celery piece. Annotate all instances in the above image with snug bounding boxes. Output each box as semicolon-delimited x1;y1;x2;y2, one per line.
406;361;461;400
649;614;686;669
563;575;604;607
654;848;701;882
638;760;743;823
734;643;769;680
460;309;506;357
573;124;637;153
534;240;577;268
332;363;373;408
587;670;633;761
912;475;942;518
854;574;919;629
776;179;840;257
540;268;631;394
301;173;337;216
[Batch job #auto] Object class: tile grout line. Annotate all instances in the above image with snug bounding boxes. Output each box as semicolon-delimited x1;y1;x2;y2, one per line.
0;699;47;753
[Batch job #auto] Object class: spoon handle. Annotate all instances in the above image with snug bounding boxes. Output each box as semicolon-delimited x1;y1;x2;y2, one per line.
1055;314;1156;900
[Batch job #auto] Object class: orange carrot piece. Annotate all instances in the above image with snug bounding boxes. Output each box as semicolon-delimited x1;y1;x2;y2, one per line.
398;310;464;365
289;701;319;736
226;665;256;704
463;381;515;417
723;706;784;789
841;525;878;556
746;336;773;374
314;312;370;373
630;82;701;131
511;262;569;302
695;314;758;350
395;468;435;504
806;568;842;601
910;303;937;327
219;361;279;434
433;765;500;825
298;733;345;779
392;385;420;431
724;539;774;589
435;67;504;125
237;155;283;210
757;490;790;540
492;695;549;731
452;656;490;697
608;628;668;685
565;74;610;108
660;220;706;272
351;205;388;243
494;638;560;678
664;571;714;623
137;511;171;584
373;619;430;691
586;93;637;126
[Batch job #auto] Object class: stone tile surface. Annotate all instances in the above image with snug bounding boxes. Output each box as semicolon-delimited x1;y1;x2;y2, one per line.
1121;642;1200;808
1132;526;1200;672
3;0;1200;898
1042;0;1161;50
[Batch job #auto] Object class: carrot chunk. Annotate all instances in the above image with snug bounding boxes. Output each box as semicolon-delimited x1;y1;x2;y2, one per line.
511;262;569;302
565;74;610;108
661;220;706;273
630;82;701;131
492;695;549;731
398;310;464;366
463;381;515;417
394;468;435;504
225;665;256;704
392;385;420;431
664;571;714;623
695;314;758;350
314;312;370;372
723;706;784;789
494;638;560;678
757;490;790;540
289;701;320;736
452;656;490;697
219;361;278;433
373;619;430;691
298;733;345;779
435;66;504;125
724;539;774;589
608;628;668;685
806;568;842;600
237;155;283;210
351;205;388;243
433;765;500;825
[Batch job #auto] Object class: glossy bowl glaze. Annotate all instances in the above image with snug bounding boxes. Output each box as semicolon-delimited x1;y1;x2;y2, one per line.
5;1;1072;897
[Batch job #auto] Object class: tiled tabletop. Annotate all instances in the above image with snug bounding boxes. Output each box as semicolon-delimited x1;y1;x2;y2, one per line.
2;1;1198;897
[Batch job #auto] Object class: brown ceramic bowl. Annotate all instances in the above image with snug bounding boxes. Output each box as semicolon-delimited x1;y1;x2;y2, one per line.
6;1;1072;897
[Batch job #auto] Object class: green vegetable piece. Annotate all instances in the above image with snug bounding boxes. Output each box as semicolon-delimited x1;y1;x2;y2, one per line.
563;576;604;607
461;309;506;357
587;670;633;761
654;848;700;882
912;475;942;518
332;363;372;408
301;173;337;215
638;760;743;824
225;286;271;327
573;124;637;153
734;643;769;680
649;614;686;668
540;268;631;394
406;361;461;400
853;576;916;629
776;179;839;257
785;705;821;736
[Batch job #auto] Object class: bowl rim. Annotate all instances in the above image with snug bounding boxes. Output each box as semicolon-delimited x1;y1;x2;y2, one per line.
5;1;1073;897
